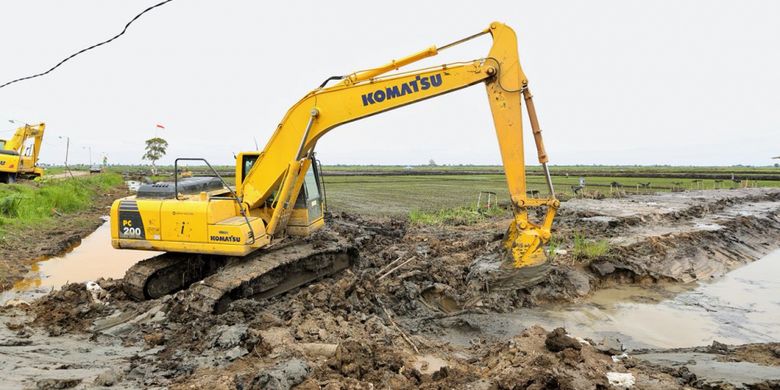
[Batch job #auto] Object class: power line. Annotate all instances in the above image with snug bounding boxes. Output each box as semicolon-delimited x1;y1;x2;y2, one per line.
0;0;176;90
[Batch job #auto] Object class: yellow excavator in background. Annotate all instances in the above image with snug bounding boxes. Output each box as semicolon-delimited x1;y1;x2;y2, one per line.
0;122;45;183
111;21;558;313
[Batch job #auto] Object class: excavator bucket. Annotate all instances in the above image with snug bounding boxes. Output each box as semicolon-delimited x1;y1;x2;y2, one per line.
467;208;557;292
504;218;551;268
501;194;558;271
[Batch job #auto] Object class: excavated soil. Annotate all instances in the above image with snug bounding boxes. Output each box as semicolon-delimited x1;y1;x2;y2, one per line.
1;188;779;389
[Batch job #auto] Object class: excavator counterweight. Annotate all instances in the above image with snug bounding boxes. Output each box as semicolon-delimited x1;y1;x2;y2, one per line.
111;22;557;312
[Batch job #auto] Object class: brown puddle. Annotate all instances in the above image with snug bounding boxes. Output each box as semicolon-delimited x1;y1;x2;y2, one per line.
443;249;780;349
1;218;161;304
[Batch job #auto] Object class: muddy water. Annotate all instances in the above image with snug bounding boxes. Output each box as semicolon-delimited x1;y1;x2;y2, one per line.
449;249;780;349
0;218;160;304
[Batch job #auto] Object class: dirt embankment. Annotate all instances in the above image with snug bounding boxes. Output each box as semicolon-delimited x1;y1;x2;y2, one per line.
0;185;129;292
1;188;779;388
566;188;780;284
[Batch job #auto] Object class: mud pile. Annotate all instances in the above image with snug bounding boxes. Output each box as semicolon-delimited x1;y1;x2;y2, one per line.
28;282;113;336
74;288;684;389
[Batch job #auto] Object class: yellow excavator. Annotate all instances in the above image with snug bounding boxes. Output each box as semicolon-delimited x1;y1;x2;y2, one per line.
0;123;46;183
110;22;558;313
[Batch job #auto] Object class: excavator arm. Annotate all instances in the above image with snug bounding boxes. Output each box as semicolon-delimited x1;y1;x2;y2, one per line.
0;123;45;182
3;123;45;155
240;22;558;267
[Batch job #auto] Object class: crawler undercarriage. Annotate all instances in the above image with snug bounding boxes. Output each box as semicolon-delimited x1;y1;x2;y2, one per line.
123;236;356;314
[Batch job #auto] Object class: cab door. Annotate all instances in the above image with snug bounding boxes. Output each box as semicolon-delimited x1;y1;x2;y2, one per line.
287;159;325;235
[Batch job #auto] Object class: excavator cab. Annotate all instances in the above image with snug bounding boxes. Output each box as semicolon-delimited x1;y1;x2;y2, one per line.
287;160;325;236
236;152;325;237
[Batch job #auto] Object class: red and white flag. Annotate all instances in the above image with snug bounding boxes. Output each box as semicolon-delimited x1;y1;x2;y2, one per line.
156;124;165;129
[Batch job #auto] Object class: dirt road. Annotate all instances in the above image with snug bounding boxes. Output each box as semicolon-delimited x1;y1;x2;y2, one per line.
1;188;778;388
46;170;89;180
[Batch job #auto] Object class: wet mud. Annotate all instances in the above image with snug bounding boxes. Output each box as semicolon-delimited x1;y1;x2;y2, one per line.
633;342;780;389
0;188;779;388
443;248;780;351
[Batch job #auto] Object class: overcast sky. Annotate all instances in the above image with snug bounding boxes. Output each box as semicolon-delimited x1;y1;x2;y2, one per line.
0;1;778;166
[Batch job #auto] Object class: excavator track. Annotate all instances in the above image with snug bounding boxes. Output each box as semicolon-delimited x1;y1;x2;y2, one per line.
122;238;357;313
123;253;229;300
182;239;357;314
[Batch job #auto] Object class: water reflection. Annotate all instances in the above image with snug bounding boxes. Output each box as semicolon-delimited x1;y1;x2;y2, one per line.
1;218;161;303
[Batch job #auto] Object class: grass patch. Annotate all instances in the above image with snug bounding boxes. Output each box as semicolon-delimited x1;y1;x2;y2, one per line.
572;233;610;260
545;235;564;260
0;173;123;230
409;205;507;226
